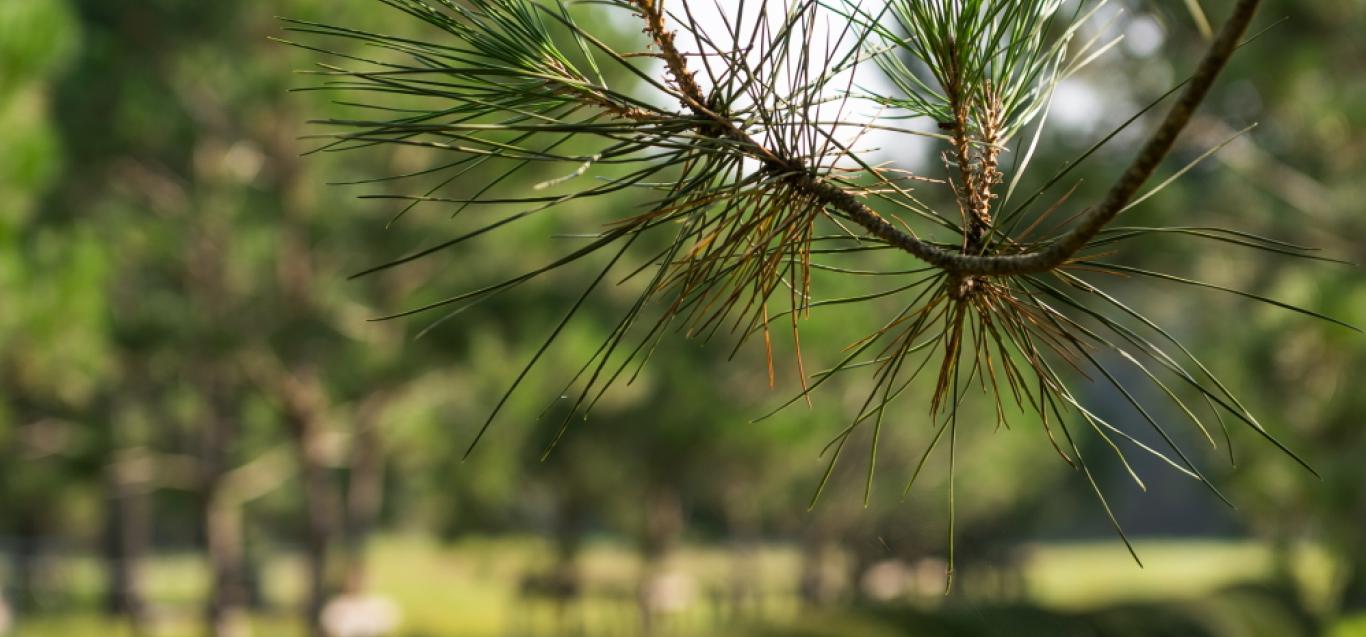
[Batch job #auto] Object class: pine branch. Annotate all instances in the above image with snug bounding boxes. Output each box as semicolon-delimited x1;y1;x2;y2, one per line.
943;0;1263;274
633;0;1261;277
289;0;1355;570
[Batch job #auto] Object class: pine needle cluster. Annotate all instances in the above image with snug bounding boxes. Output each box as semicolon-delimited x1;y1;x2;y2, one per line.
284;0;1354;579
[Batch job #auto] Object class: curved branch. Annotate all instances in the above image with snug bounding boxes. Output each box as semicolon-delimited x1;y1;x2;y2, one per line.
635;0;1261;276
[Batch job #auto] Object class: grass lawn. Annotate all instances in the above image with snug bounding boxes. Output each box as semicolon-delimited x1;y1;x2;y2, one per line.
5;536;1351;636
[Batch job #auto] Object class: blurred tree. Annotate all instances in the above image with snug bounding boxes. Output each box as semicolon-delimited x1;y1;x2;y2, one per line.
32;1;446;634
1171;0;1366;617
0;0;111;622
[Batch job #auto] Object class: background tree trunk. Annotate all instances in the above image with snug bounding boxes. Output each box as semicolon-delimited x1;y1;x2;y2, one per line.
204;483;249;637
10;516;43;618
342;393;389;595
102;461;149;630
202;381;250;637
281;369;341;637
722;485;761;622
638;487;684;635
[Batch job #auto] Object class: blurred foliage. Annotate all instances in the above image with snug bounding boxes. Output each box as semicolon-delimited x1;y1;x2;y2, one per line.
0;0;1362;636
